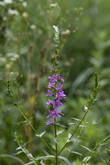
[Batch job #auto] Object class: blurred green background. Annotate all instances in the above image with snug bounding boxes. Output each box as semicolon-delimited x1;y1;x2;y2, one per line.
0;0;110;164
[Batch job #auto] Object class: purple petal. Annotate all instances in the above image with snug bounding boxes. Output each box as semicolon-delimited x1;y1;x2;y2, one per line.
48;82;55;88
46;90;53;96
56;83;63;90
46;99;53;105
46;120;53;125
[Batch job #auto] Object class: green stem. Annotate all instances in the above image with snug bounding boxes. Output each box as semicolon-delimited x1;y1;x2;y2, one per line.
58;110;89;155
54;119;58;165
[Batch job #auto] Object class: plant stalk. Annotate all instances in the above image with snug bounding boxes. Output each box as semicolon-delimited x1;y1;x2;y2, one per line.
54;118;58;165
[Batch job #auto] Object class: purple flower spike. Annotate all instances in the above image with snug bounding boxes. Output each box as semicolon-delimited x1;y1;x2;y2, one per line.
46;74;66;125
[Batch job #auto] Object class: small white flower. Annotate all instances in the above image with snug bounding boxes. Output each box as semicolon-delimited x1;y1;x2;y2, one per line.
84;105;88;111
53;25;59;33
22;12;28;18
0;57;6;64
4;0;12;4
0;2;5;5
61;29;70;36
23;2;27;7
50;3;57;7
6;64;11;69
8;9;18;15
7;53;19;58
30;24;36;30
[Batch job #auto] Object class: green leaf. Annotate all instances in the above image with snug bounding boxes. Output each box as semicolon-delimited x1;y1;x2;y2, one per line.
83;156;91;162
35;131;46;138
0;154;24;165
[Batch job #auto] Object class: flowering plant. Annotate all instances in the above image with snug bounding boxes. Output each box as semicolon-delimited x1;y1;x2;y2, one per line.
13;24;100;165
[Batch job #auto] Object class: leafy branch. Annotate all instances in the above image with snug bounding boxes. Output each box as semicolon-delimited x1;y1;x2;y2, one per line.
58;73;99;155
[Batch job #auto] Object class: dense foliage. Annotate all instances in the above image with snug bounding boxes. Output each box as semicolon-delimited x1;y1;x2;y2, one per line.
0;0;110;164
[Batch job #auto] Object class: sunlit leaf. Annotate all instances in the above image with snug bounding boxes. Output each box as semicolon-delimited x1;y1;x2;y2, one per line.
36;131;46;138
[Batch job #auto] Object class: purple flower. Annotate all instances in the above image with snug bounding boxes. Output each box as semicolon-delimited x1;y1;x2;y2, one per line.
55;90;66;100
56;83;63;90
48;109;62;118
46;90;53;96
48;74;57;83
48;82;55;88
56;74;64;82
46;74;66;125
60;77;64;83
46;99;55;106
56;99;62;106
46;120;53;125
59;90;66;97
